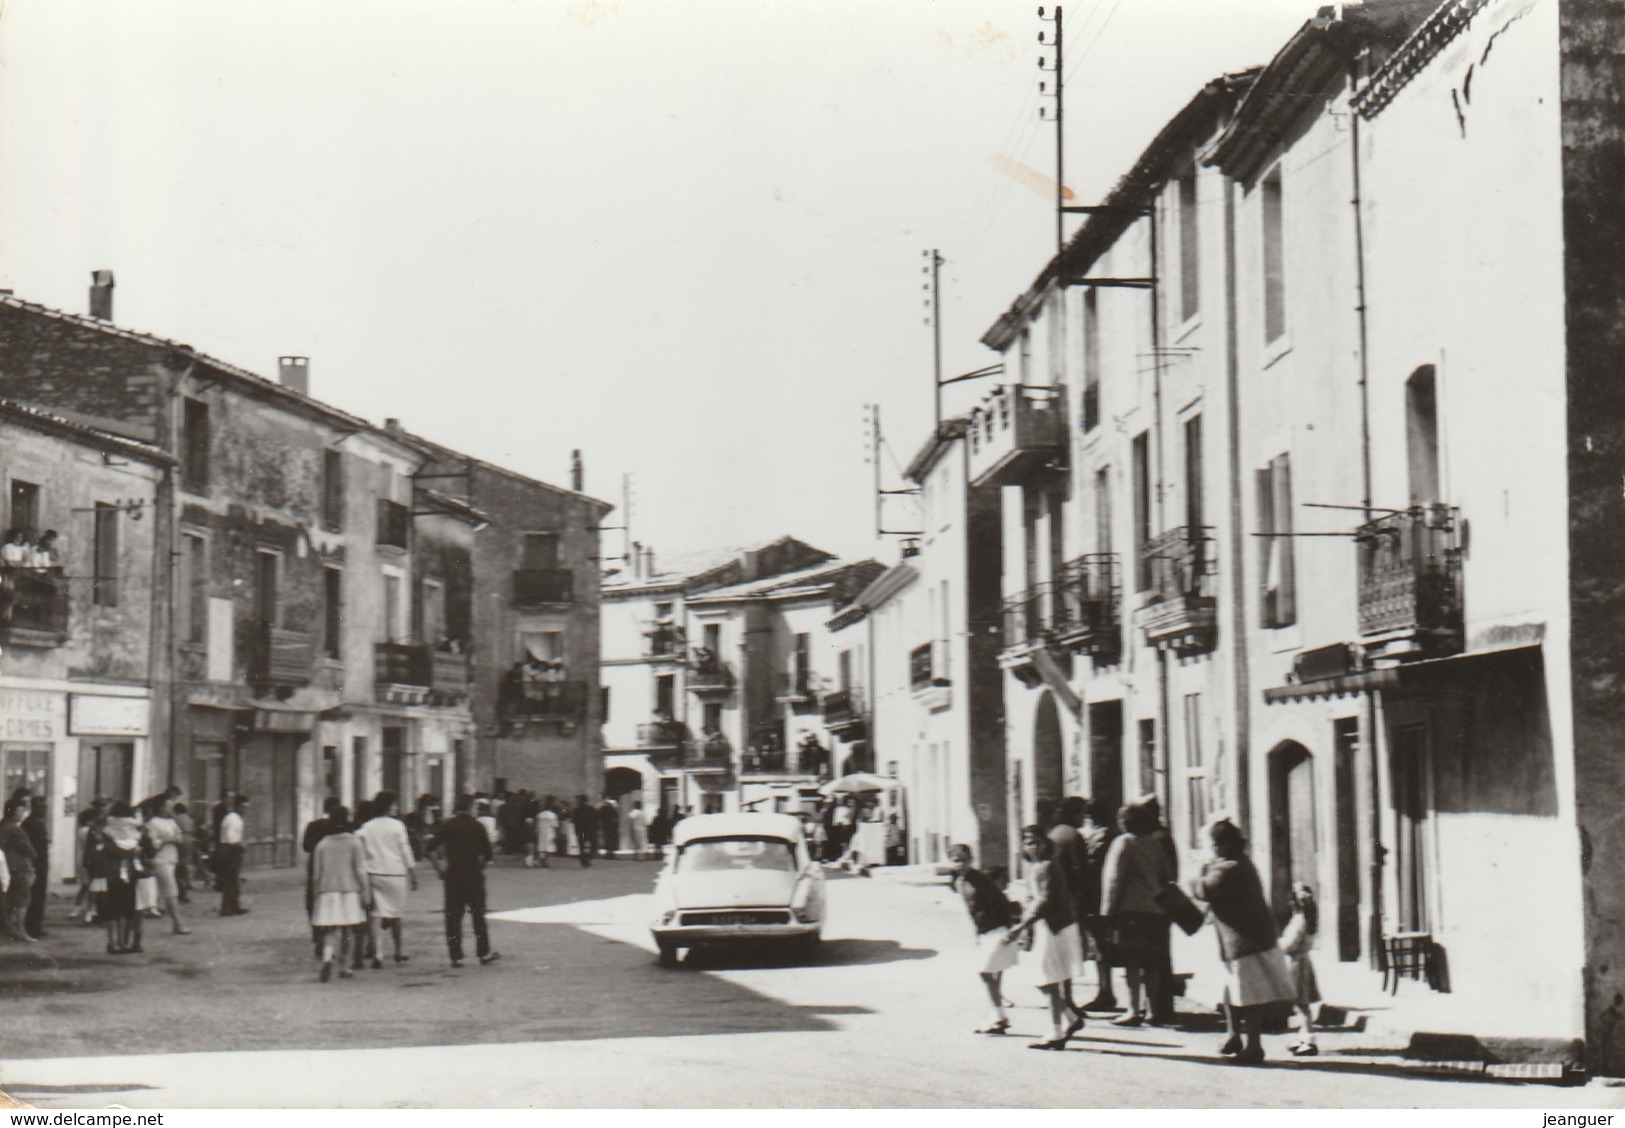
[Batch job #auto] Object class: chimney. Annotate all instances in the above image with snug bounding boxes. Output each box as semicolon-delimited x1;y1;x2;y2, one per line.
278;355;309;395
384;417;403;436
89;270;115;320
571;449;583;492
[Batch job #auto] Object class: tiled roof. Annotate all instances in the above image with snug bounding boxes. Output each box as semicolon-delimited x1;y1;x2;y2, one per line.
0;396;172;463
0;293;393;441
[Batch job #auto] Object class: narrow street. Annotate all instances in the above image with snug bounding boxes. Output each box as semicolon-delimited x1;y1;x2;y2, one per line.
0;862;1617;1109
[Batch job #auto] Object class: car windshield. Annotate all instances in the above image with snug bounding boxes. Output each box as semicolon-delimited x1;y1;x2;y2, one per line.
676;837;797;874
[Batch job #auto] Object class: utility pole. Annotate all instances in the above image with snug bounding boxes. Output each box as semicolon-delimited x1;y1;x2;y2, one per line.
924;249;943;426
1039;6;1064;257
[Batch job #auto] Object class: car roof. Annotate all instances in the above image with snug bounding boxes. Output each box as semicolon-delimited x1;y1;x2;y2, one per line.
671;812;805;846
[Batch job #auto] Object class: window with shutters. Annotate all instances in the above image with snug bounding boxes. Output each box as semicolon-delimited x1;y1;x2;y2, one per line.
93;502;119;607
1256;452;1297;628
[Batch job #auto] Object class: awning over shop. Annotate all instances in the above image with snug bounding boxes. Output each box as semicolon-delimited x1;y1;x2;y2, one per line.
1263;668;1400;704
249;707;318;733
1264;639;1543;705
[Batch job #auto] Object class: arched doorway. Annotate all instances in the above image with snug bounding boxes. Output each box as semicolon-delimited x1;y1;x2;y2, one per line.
603;766;642;802
1268;741;1318;922
1033;692;1065;818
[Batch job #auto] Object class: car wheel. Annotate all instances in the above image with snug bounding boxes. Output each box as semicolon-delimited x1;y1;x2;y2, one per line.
657;939;681;968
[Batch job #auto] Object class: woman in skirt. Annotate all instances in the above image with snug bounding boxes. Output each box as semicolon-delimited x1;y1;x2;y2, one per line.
1190;816;1297;1064
91;801;148;954
356;791;417;968
1006;826;1087;1051
310;805;372;982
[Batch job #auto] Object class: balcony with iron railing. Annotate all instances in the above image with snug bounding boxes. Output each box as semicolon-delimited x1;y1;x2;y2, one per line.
0;566;69;646
687;649;735;693
638;718;690;749
999;581;1056;686
822;686;867;738
513;568;574;607
430;648;471;701
376;499;410;550
687;732;734;772
774;669;815;703
910;640;951;709
497;676;587;721
1052;553;1121;660
1356;504;1463;659
1137;526;1218;656
375;641;431;704
644;621;685;660
252;623;315;690
966;384;1068;488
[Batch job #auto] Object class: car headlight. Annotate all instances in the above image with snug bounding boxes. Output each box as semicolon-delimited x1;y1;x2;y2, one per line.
657;910;679;926
791;877;816;923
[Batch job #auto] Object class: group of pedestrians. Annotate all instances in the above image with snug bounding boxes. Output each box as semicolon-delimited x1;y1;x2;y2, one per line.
303;788;503;981
950;794;1320;1064
0;783;259;959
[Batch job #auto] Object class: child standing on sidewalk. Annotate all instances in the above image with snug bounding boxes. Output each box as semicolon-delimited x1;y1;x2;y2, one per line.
1282;882;1321;1056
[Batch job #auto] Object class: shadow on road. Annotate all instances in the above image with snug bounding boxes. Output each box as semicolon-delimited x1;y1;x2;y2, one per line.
680;936;936;971
0;863;864;1058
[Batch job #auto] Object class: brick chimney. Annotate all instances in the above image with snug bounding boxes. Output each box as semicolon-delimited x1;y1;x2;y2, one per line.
278;355;309;395
571;449;583;492
89;270;115;320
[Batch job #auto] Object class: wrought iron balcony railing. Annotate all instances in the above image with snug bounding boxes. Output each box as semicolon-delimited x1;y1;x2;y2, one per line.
1002;582;1057;650
0;566;69;644
687;651;734;691
253;624;315;689
774;670;814;701
1356;504;1463;653
513;568;574;606
910;642;936;690
637;719;689;748
375;641;431;689
822;687;866;735
498;677;586;720
1053;553;1121;658
1138;527;1218;655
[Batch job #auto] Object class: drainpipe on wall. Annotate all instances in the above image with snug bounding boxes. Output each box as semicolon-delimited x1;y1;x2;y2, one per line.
1223;168;1251;834
1348;54;1386;968
1149;195;1172;812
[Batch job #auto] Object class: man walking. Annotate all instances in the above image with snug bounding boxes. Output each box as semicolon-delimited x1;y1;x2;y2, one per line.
217;794;249;916
427;794;500;969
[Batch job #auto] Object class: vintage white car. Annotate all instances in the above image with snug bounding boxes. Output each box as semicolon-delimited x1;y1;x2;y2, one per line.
649;812;825;966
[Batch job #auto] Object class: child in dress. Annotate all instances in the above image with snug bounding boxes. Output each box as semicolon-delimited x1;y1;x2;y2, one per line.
1281;881;1321;1056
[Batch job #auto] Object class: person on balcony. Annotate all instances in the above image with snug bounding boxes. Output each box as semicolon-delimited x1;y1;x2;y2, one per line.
1;528;31;566
30;529;61;571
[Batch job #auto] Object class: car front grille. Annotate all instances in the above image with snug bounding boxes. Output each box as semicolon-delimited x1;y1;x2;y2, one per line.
679;909;792;927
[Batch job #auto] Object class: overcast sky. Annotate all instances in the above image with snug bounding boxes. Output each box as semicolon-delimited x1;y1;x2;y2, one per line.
0;0;1317;567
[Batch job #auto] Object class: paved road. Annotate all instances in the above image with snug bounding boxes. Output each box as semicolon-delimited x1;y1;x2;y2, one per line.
0;860;1620;1109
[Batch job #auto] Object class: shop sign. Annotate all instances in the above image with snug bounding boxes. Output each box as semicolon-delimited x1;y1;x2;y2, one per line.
0;689;58;741
69;695;149;737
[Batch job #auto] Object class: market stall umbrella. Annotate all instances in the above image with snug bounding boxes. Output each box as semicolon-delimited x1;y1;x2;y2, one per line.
819;772;900;796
